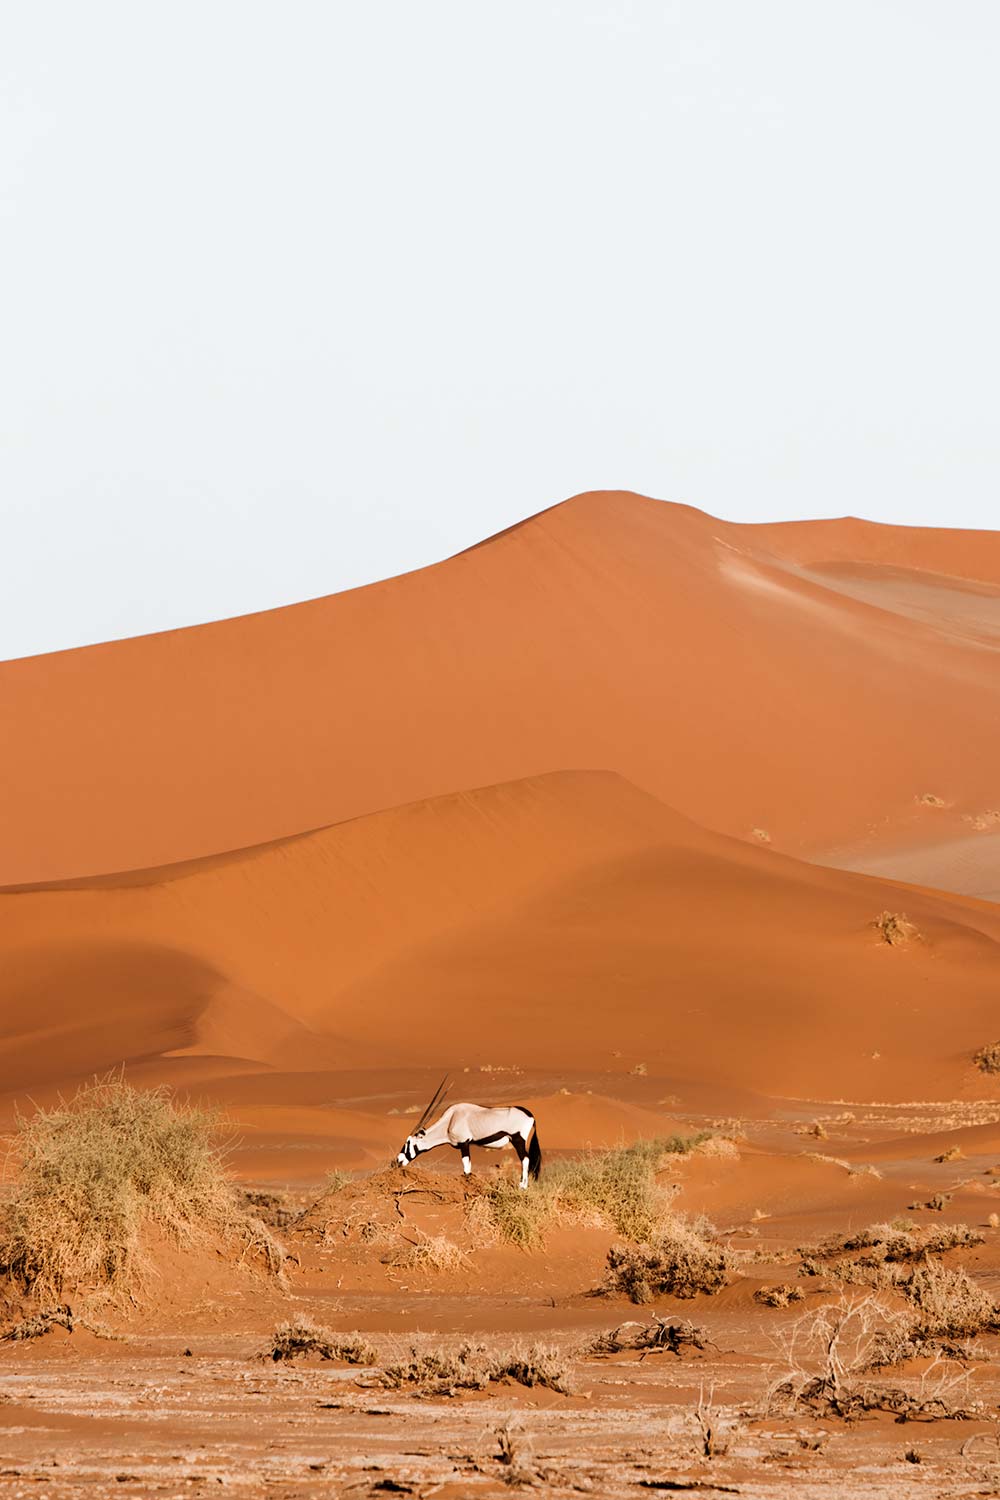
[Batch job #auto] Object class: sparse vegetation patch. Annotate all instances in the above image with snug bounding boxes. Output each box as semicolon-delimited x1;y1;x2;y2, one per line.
394;1232;470;1273
0;1078;284;1301
755;1284;806;1308
604;1217;730;1303
873;911;919;946
975;1042;1000;1075
266;1319;376;1365
375;1341;570;1397
586;1316;711;1357
468;1133;708;1249
768;1297;985;1422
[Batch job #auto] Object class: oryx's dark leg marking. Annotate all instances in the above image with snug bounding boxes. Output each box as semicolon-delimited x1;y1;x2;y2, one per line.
460;1141;471;1176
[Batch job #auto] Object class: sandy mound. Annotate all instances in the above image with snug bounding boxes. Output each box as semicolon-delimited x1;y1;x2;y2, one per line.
4;491;1000;892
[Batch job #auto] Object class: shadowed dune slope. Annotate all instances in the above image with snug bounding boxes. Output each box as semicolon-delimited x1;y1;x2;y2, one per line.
3;770;1000;1105
3;491;1000;890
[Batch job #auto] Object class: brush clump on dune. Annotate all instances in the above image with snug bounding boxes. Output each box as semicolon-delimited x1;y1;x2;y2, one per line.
798;1221;1000;1353
0;1078;284;1301
586;1316;711;1356
545;1135;706;1241
802;1221;983;1267
905;1260;1000;1341
468;1177;551;1250
603;1215;730;1303
872;911;919;946
265;1319;376;1365
394;1232;470;1273
376;1341;570;1396
974;1042;1000;1074
470;1134;708;1249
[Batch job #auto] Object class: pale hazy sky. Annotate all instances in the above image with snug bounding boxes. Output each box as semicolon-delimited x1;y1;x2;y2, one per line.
3;2;998;660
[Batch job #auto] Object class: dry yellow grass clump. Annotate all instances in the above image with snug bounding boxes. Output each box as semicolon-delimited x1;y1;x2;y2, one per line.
266;1320;377;1365
872;911;919;946
470;1133;708;1249
376;1341;570;1396
0;1077;283;1300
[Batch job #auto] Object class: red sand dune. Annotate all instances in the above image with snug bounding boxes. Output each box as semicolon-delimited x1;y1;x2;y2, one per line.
4;491;1000;892
5;492;1000;1497
3;769;1000;1125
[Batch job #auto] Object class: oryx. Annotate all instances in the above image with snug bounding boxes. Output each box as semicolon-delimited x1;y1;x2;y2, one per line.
395;1077;542;1189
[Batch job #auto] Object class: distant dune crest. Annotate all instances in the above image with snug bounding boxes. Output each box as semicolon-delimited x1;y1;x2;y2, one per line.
3;490;999;894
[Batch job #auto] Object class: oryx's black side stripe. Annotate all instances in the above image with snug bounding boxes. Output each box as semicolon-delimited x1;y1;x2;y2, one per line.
471;1130;511;1146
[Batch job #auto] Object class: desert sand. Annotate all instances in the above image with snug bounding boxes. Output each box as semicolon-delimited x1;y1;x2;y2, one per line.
3;492;1000;1497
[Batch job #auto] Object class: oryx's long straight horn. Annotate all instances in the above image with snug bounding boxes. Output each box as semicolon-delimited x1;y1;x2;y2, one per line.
415;1074;450;1132
414;1074;450;1133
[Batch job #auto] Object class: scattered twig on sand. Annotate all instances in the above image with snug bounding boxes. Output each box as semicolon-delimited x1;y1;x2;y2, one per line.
586;1317;714;1358
695;1385;732;1458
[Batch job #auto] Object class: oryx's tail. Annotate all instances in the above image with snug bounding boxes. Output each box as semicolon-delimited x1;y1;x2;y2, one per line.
528;1124;542;1181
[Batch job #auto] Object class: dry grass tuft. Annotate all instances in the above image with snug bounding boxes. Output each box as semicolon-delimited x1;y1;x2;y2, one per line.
492;1419;542;1487
468;1178;550;1251
604;1216;729;1303
908;1192;951;1212
873;911;919;946
933;1146;963;1164
376;1341;570;1397
0;1078;283;1301
695;1385;732;1458
469;1134;707;1249
755;1283;806;1308
545;1135;706;1242
322;1169;351;1194
395;1232;470;1274
265;1319;376;1365
974;1042;1000;1075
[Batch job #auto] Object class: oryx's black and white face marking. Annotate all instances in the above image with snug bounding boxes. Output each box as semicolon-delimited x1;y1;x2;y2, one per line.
396;1128;426;1165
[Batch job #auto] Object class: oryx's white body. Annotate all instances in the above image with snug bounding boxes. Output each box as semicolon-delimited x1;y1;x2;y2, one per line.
397;1101;542;1189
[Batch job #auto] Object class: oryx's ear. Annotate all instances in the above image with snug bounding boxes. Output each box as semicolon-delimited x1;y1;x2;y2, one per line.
415;1128;426;1138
